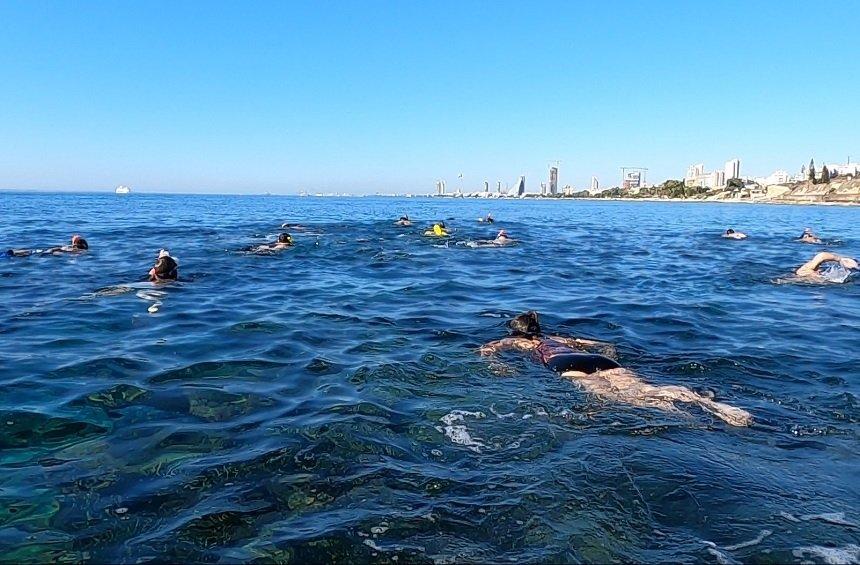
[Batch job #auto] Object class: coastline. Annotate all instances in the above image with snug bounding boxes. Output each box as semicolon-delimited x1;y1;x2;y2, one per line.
432;195;860;206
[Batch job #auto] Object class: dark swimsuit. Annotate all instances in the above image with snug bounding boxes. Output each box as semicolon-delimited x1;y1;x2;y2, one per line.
536;339;620;374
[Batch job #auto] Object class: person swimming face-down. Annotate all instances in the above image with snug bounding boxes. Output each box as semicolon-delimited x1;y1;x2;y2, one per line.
798;228;822;244
479;311;753;426
6;234;89;256
149;250;178;282
723;228;747;239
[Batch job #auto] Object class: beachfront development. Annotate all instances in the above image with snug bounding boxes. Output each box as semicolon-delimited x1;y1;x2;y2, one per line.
434;158;860;204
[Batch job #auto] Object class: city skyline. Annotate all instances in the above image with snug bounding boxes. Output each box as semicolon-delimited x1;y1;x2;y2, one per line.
1;0;858;194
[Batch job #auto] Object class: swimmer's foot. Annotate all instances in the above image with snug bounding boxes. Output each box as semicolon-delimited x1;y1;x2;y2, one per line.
701;399;753;427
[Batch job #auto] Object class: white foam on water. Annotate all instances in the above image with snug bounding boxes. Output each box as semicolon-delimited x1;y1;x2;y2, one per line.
800;513;859;528
779;511;801;522
489;405;514;419
705;546;739;565
779;511;858;528
437;411;486;452
792;544;860;565
723;529;772;551
363;539;383;551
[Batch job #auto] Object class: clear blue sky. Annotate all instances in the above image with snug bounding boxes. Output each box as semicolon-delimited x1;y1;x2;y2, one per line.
1;0;857;194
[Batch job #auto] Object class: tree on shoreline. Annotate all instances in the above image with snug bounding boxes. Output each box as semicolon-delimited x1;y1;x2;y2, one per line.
808;158;816;182
821;165;830;183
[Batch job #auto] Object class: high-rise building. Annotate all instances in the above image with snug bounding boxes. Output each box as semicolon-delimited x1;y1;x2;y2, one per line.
725;159;741;180
590;176;599;191
514;176;526;196
497;180;502;193
549;166;559;195
483;181;489;194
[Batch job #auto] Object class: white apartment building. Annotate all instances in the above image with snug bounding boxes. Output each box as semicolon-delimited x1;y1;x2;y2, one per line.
754;170;792;186
725;159;741;180
685;159;740;189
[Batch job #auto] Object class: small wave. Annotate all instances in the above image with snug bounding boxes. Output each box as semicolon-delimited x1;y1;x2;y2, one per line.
780;511;858;528
792;544;860;565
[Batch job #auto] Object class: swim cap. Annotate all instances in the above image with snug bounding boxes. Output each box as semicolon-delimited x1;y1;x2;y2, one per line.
433;224;444;236
159;249;170;259
498;230;508;238
726;229;734;234
508;311;541;337
278;233;292;244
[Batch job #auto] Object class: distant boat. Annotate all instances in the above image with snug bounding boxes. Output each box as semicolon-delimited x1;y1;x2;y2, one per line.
115;185;131;194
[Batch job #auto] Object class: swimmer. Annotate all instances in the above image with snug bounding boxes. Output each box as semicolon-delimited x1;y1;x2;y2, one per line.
479;311;753;427
424;222;449;237
478;213;494;224
795;251;858;282
465;230;516;248
395;215;412;227
798;228;822;245
722;228;747;240
246;233;293;254
6;234;89;257
492;230;515;245
148;249;179;282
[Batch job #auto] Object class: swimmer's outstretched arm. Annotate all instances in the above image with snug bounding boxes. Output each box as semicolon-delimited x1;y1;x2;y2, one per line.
478;338;536;356
796;252;842;276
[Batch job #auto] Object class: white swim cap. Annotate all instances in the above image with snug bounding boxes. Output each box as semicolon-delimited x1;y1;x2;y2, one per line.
158;249;170;258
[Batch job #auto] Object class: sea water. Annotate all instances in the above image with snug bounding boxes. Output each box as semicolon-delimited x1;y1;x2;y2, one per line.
1;192;858;562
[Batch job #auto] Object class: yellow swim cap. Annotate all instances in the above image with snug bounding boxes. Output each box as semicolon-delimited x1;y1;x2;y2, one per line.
433;224;444;236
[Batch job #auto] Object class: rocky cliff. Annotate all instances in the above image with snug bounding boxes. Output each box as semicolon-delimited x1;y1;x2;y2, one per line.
760;177;860;204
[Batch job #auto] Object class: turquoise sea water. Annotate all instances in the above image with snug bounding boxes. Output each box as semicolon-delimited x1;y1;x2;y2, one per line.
1;192;858;563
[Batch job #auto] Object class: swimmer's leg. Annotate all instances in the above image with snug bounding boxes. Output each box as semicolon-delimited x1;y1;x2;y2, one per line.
652;385;753;427
560;370;590;379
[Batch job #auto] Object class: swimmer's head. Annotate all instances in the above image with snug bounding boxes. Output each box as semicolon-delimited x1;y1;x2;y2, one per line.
153;252;178;280
400;215;409;221
839;257;859;270
725;229;735;235
278;233;292;244
508;311;541;337
497;230;508;239
71;234;88;249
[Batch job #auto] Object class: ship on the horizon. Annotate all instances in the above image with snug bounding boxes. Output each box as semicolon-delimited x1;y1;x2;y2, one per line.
115;185;131;194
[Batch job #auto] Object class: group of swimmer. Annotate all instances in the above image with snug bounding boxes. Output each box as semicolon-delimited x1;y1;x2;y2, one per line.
721;226;857;282
393;213;515;248
6;235;179;283
5;218;857;429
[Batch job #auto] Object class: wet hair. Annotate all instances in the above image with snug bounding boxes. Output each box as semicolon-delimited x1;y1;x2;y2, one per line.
725;229;735;235
72;236;88;250
278;233;292;244
508;311;541;337
154;255;178;280
438;221;446;228
400;215;409;221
